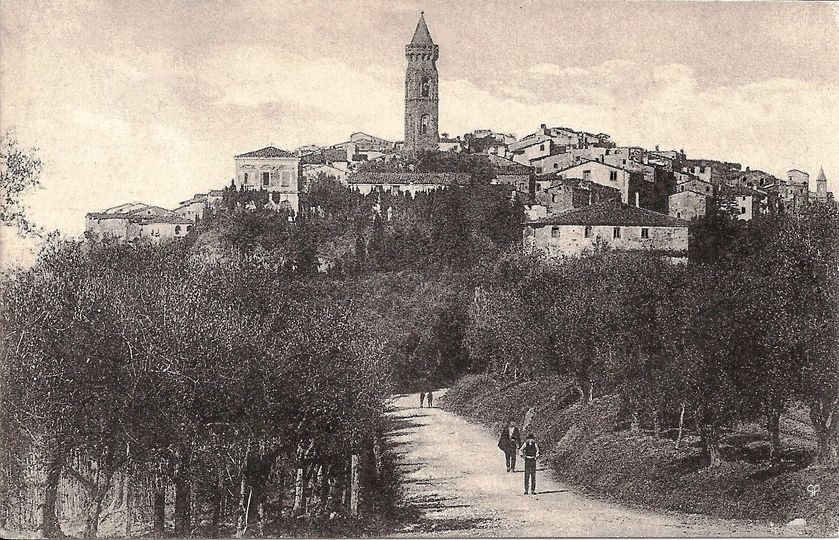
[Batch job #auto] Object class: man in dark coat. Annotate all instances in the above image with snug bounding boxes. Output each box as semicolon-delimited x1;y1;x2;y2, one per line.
419;391;425;408
520;433;540;494
426;390;433;408
497;420;521;472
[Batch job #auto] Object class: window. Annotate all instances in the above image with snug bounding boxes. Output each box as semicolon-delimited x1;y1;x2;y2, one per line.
175;225;181;234
553;163;559;169
551;194;557;203
613;226;621;239
551;226;561;238
244;172;249;183
421;78;430;97
583;170;591;181
539;144;545;151
609;171;618;182
584;225;593;238
281;172;290;187
741;207;746;214
640;227;649;239
262;172;270;186
420;115;430;135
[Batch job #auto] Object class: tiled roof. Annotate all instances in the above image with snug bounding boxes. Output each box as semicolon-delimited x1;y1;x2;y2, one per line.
719;186;767;198
347;172;470;186
136;215;192;225
525;200;689;227
235;146;296;158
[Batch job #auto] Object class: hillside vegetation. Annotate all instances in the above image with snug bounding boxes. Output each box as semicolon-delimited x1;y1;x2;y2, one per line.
443;375;838;535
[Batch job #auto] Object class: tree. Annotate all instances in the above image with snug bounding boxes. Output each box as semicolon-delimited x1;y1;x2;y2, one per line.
0;130;42;235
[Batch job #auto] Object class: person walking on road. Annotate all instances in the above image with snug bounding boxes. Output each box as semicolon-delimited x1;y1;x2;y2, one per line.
497;419;522;472
420;391;426;408
426;390;433;408
520;433;540;495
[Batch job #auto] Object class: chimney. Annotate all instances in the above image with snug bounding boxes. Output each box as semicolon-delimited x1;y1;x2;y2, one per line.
635;192;640;207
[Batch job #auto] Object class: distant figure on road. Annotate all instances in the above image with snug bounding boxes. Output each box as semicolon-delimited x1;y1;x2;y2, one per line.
420;391;426;407
497;419;521;472
426;390;433;408
520;433;540;495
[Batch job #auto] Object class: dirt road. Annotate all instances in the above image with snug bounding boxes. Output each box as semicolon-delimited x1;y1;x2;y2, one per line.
387;390;780;537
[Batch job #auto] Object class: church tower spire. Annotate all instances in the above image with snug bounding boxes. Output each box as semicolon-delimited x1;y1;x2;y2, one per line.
404;12;439;154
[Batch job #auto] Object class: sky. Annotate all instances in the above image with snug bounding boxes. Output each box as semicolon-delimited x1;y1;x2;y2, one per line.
1;0;838;266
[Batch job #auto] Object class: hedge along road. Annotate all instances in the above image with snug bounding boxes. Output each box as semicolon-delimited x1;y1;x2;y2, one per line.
387;390;780;537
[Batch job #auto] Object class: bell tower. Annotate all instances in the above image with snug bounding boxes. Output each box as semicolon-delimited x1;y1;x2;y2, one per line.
404;12;439;154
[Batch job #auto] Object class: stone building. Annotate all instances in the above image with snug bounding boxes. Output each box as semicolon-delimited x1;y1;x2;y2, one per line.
668;190;709;221
555;160;631;204
86;203;192;242
535;178;621;216
523;199;689;259
346;172;469;197
404;13;439;154
234;146;301;212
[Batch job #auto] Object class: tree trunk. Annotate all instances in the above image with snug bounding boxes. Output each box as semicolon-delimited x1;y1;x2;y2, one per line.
292;466;305;516
83;494;105;538
123;473;132;538
153;489;166;538
810;397;839;468
37;445;63;538
350;454;359;517
675;403;686;449
629;402;640;433
701;423;722;468
766;408;781;462
318;465;330;515
210;475;222;537
235;476;249;538
173;449;192;536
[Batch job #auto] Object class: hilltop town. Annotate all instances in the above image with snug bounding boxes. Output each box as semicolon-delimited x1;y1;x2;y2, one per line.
4;10;838;540
84;13;835;260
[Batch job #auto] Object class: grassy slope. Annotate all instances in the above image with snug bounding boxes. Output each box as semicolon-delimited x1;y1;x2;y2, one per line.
441;374;838;535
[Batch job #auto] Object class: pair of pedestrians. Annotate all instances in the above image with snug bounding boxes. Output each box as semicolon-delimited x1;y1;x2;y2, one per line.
419;390;433;408
497;420;540;495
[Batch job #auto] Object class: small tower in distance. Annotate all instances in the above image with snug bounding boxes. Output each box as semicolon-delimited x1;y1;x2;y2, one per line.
404;12;439;155
816;166;828;202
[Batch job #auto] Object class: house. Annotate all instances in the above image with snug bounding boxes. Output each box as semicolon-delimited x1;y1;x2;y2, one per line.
439;135;464;152
675;173;714;196
486;154;532;194
303;163;348;183
346;172;470;197
535;178;621;216
719;186;767;221
234;146;301;212
174;193;209;222
554;160;631;203
682;159;741;186
523;199;690;259
86;202;192;242
763;169;810;213
508;135;554;165
668;189;709;221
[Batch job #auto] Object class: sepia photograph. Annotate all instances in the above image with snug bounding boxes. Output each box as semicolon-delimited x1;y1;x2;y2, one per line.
0;0;837;538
